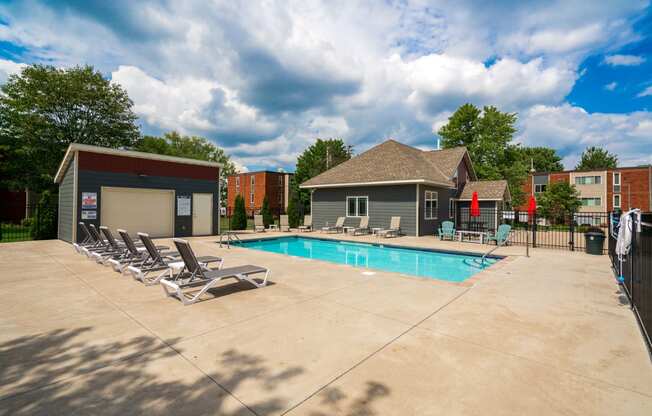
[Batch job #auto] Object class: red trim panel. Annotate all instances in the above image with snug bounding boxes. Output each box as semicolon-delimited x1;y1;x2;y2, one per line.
77;151;218;180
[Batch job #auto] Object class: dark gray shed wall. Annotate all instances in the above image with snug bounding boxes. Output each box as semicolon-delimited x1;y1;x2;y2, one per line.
57;155;75;242
311;185;417;236
418;185;452;236
74;170;219;242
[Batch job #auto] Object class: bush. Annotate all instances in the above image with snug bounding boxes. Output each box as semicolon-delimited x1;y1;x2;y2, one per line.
230;194;247;230
287;197;300;228
260;196;274;228
31;190;58;240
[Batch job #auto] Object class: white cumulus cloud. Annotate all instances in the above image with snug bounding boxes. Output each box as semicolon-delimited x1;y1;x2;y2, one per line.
604;54;646;66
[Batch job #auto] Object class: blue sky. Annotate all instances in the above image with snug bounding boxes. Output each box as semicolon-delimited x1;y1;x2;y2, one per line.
1;0;651;172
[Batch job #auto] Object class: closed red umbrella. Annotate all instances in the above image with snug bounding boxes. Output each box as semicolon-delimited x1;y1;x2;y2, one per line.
527;195;537;217
470;191;480;217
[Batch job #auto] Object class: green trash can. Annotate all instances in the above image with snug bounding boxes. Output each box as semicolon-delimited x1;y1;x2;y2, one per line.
584;228;605;255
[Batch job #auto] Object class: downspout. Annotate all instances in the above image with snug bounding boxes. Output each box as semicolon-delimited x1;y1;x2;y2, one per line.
415;184;420;237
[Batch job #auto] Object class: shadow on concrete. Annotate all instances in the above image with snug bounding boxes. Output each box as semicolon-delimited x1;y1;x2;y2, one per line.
0;327;292;415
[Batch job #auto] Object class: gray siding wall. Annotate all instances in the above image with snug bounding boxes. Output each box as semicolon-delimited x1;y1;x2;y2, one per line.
57;156;75;242
311;185;417;236
75;170;219;242
418;185;452;236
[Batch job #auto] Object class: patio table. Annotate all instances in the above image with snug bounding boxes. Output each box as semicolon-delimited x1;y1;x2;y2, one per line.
457;230;485;244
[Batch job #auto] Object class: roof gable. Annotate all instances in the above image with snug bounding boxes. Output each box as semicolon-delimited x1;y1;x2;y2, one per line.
458;180;510;201
301;140;469;188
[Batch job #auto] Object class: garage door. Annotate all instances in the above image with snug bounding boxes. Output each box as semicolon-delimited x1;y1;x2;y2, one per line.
101;187;174;238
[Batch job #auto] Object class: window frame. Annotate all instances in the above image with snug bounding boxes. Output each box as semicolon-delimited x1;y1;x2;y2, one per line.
575;175;602;185
580;197;601;207
534;184;547;194
613;194;621;209
424;190;438;220
346;196;369;218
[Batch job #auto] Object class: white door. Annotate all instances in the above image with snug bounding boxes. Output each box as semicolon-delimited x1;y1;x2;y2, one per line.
193;193;213;236
101;187;174;238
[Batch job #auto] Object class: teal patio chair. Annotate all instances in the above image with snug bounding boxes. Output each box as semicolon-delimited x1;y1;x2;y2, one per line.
486;224;511;246
438;221;456;240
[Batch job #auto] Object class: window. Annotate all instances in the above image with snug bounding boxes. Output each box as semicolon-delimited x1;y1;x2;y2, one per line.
534;184;547;193
613;194;621;208
278;191;283;204
424;190;438;219
575;176;602;185
278;175;283;186
249;176;255;205
346;196;368;217
235;176;240;192
449;199;455;219
580;197;601;207
613;172;621;193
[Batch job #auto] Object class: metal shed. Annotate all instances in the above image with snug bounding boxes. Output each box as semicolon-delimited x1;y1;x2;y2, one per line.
54;144;221;243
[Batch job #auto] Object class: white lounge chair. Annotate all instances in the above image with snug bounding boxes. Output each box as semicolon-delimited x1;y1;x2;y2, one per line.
280;215;291;232
377;217;401;238
353;216;370;235
126;232;222;285
254;215;265;232
322;217;345;233
298;215;312;232
160;239;269;305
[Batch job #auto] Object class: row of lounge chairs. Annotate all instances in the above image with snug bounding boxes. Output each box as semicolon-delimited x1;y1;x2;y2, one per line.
72;222;269;305
321;216;401;238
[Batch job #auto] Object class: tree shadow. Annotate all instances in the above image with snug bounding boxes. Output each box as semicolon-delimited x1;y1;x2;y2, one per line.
310;382;391;416
0;327;295;415
0;328;390;416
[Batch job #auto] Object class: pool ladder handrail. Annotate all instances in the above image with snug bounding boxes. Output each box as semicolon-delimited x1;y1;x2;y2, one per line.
219;231;242;248
479;235;510;265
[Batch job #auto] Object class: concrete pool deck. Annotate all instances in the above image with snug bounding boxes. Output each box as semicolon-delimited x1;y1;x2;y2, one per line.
0;233;651;415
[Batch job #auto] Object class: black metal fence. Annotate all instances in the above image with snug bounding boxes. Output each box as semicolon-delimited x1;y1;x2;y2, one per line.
0;202;57;243
456;208;609;253
608;212;652;352
220;206;308;231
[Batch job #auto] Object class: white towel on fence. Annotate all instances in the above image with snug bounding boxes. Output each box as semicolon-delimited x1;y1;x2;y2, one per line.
616;209;640;260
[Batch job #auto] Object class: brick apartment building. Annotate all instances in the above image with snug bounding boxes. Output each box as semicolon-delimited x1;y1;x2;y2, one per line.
226;171;294;216
518;165;652;212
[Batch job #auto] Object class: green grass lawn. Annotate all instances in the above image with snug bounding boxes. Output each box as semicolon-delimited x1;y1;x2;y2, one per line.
0;224;33;243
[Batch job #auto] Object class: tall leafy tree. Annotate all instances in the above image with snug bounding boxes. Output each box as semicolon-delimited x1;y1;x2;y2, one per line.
438;104;525;206
516;146;564;172
293;138;353;210
537;181;581;224
0;65;140;191
575;146;618;170
133;132;237;204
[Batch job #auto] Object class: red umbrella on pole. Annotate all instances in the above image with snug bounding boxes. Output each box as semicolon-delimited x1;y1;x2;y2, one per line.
470;191;480;217
527;195;537;217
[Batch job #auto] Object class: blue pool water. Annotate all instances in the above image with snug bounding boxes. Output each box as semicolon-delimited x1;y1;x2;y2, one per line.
235;236;499;282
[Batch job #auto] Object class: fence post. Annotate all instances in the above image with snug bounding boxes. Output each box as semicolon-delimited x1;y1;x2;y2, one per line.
569;212;575;251
532;212;537;248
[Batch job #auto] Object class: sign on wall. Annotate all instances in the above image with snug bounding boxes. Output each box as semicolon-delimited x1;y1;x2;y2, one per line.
81;210;97;220
81;192;97;209
177;196;191;216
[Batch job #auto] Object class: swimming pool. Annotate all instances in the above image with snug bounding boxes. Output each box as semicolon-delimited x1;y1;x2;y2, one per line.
234;236;499;282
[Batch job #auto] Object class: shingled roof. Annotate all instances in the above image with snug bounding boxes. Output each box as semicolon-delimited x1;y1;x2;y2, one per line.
458;180;511;201
300;140;469;188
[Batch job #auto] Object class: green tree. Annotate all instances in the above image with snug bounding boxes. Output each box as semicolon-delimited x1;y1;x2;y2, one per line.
537;181;581;223
260;195;274;227
133;132;237;203
575;146;618;170
438;104;526;206
293;138;353;210
286;196;301;228
230;194;247;230
516;146;564;172
0;64;140;192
